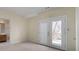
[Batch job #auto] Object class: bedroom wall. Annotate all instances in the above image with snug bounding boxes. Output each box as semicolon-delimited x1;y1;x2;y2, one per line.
76;7;79;51
27;7;76;51
0;10;28;44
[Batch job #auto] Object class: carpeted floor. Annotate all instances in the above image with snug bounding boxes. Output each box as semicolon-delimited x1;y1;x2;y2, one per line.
0;42;61;51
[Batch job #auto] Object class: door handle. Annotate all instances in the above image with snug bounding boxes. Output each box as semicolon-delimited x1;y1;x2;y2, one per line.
48;32;50;37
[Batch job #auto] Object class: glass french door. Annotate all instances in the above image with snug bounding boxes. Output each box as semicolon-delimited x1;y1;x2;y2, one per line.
39;21;49;45
51;20;62;47
39;16;67;50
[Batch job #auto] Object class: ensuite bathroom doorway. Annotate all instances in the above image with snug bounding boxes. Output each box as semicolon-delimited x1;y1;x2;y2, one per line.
0;18;10;42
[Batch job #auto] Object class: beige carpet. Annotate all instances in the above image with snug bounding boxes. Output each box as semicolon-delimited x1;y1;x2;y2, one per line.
0;42;60;51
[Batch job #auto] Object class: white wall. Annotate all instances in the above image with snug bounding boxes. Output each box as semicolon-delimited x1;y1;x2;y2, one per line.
0;10;28;44
76;8;79;50
27;8;76;51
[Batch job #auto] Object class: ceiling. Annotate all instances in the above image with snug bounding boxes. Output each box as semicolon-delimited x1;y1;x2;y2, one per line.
0;7;51;18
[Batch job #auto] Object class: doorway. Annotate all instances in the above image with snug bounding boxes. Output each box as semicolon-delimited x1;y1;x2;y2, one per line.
0;19;10;42
39;16;67;50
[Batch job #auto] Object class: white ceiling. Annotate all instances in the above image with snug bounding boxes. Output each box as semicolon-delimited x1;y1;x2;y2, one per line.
0;7;49;18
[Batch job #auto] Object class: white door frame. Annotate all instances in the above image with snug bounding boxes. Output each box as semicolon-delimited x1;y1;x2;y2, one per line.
38;16;67;50
49;16;67;50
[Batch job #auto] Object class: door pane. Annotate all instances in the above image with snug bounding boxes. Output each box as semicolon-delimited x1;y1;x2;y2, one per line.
39;22;48;45
52;20;62;46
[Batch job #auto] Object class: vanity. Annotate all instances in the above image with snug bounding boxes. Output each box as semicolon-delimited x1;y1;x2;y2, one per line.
0;34;7;42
